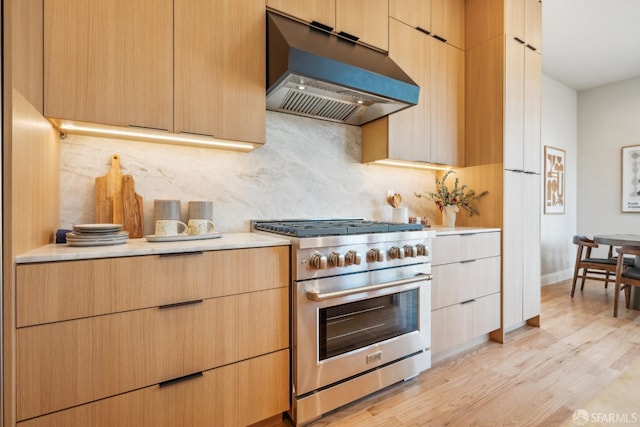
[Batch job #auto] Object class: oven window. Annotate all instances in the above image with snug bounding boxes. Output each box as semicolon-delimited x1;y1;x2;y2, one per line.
318;289;419;361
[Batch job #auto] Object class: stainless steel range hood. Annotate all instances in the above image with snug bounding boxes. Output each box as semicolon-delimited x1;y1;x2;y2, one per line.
266;12;420;126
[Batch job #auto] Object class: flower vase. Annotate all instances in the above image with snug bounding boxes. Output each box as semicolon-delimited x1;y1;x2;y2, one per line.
442;205;459;227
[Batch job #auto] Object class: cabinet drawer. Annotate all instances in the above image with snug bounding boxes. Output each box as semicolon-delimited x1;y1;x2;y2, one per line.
16;287;288;421
431;256;500;310
16;246;289;327
18;349;290;427
432;232;500;265
431;292;500;354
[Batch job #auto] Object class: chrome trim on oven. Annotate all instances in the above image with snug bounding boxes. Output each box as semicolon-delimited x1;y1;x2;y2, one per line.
306;273;432;301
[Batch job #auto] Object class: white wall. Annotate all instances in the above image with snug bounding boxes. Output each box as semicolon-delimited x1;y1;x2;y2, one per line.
577;76;640;255
60;111;440;234
540;75;578;285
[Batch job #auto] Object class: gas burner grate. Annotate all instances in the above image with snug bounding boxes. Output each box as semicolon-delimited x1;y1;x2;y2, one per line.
254;219;423;237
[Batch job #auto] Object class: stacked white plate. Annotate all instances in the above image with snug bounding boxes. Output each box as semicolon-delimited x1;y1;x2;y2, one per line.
66;224;129;247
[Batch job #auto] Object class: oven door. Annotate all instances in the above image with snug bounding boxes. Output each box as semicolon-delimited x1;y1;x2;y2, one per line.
294;264;431;397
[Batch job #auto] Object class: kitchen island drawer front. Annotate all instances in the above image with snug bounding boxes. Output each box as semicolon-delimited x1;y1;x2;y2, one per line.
431;256;500;310
431;293;500;354
17;246;289;327
432;232;500;266
18;349;289;427
16;287;288;421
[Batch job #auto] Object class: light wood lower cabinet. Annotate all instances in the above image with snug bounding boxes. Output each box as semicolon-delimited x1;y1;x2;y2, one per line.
15;246;290;425
431;293;500;354
18;350;289;427
431;231;501;355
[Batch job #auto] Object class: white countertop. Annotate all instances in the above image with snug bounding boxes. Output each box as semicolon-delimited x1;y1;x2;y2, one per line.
431;226;501;236
16;232;291;264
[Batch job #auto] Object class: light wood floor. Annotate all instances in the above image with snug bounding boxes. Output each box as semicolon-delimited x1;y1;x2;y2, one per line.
274;280;640;426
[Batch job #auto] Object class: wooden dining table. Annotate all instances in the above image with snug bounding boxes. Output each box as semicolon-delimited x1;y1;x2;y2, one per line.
594;234;640;308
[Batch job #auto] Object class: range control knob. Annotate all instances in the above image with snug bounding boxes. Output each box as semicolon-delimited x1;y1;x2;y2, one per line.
328;252;345;267
309;253;328;269
367;248;384;263
345;250;362;265
416;244;429;257
388;246;405;259
404;245;418;257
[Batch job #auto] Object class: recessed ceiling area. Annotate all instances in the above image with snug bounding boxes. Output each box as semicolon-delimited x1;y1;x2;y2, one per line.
542;0;640;91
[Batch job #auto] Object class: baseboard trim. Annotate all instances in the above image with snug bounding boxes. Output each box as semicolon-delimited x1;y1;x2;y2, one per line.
542;269;573;286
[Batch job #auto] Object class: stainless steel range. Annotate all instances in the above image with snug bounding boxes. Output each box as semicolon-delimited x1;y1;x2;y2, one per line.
252;219;435;425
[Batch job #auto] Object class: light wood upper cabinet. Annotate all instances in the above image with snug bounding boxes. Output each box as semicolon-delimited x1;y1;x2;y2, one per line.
44;0;173;130
174;0;266;144
336;0;389;50
504;37;541;173
431;41;464;165
362;17;465;167
523;46;541;173
266;0;336;28
389;0;431;31
505;0;541;51
525;0;542;52
362;18;431;163
431;0;465;49
267;0;388;51
504;37;525;170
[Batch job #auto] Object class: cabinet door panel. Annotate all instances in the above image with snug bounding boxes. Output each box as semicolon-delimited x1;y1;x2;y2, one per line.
431;0;465;49
17;288;289;421
387;19;431;162
432;232;501;266
44;0;173;130
389;0;430;31
431;256;501;310
431;41;464;165
175;0;266;144
525;0;542;51
503;171;524;328
336;0;388;50
267;0;335;27
504;38;525;171
522;173;541;320
505;0;525;42
431;293;500;354
523;48;542;173
18;350;289;427
17;246;289;327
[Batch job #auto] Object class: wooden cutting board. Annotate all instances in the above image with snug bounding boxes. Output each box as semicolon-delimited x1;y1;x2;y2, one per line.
112;175;144;238
95;154;123;223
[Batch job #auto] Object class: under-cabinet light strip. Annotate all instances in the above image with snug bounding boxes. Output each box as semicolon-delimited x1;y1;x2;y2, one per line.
49;119;258;152
370;159;453;171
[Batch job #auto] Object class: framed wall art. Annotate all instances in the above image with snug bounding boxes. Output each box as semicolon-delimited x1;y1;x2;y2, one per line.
621;144;640;212
544;146;565;214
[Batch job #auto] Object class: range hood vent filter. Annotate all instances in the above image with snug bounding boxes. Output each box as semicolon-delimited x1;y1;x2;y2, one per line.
266;12;420;126
280;90;359;123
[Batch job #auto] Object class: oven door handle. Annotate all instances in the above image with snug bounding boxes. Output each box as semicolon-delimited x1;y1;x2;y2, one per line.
306;273;432;302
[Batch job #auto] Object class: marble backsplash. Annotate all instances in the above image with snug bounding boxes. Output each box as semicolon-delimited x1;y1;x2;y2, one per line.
60;111;439;234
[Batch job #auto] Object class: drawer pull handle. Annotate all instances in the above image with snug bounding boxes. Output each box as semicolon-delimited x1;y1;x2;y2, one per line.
159;299;203;310
526;44;537;51
159;251;204;258
514;37;525;44
433;34;447;43
461;259;477;264
461;299;476;305
159;372;203;389
310;20;333;33
308;273;431;301
416;26;431;35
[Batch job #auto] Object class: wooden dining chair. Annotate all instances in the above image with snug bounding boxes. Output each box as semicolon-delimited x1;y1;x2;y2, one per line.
613;245;640;317
571;235;632;297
